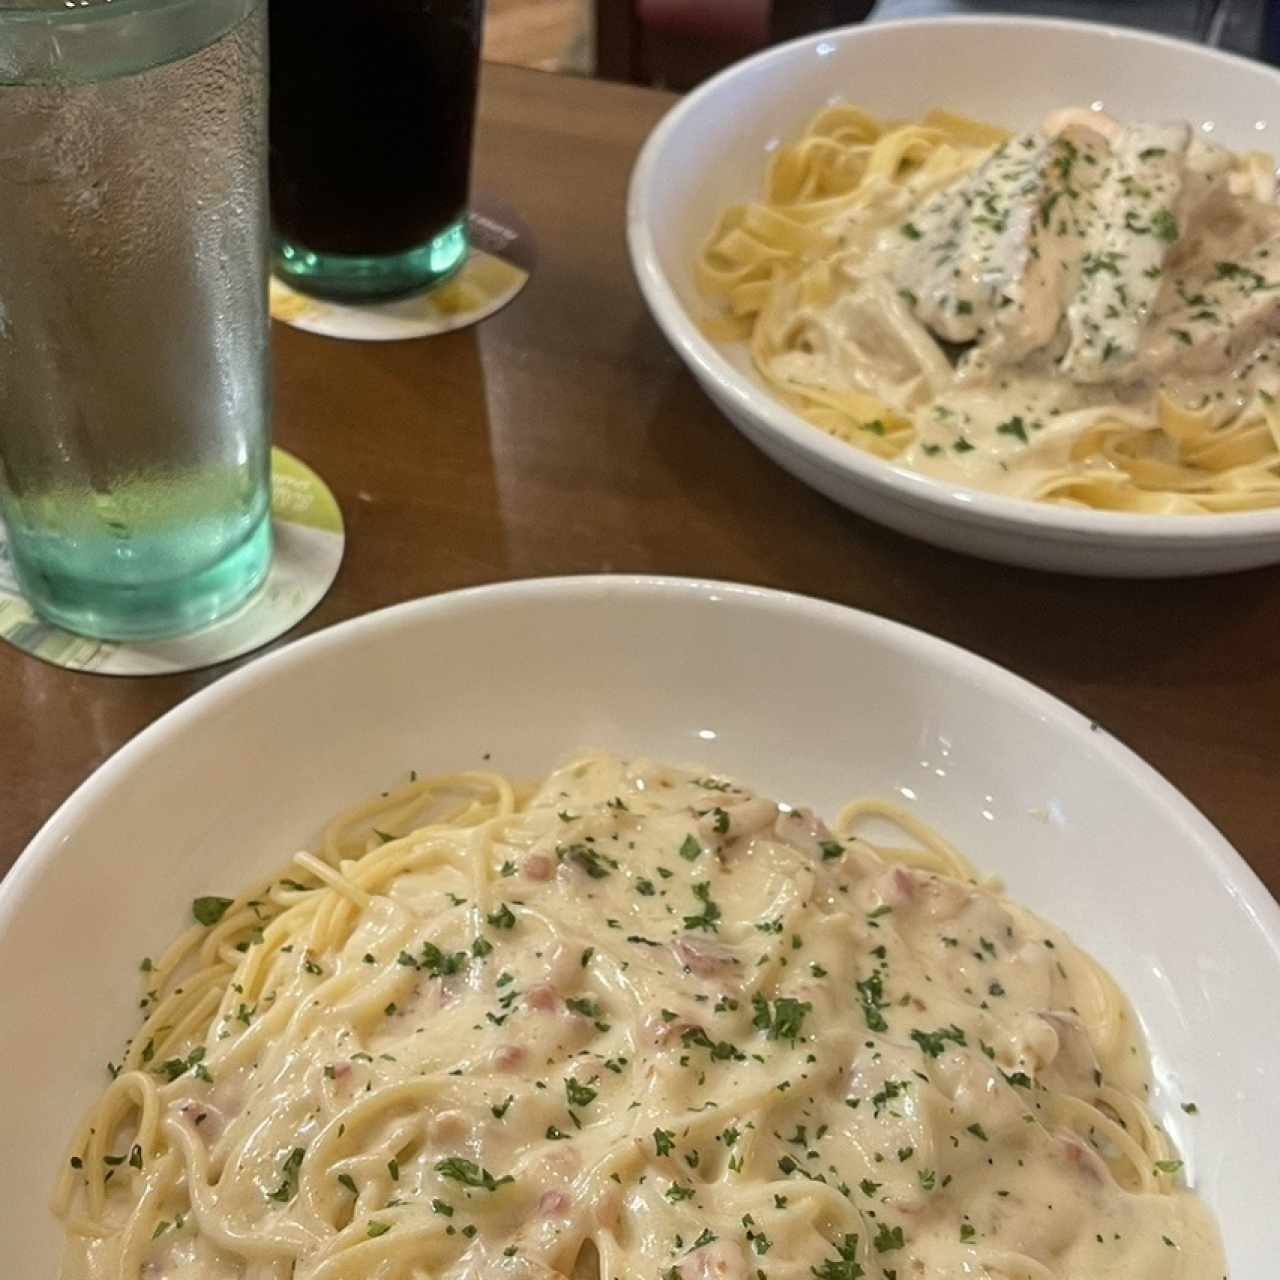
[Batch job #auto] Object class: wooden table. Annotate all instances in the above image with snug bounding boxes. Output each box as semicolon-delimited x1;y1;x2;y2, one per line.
4;64;1278;896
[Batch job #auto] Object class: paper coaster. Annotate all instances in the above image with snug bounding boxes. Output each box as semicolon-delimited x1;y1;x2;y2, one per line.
270;197;534;341
0;448;343;677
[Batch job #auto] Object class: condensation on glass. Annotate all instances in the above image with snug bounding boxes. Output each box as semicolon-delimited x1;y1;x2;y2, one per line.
0;0;271;640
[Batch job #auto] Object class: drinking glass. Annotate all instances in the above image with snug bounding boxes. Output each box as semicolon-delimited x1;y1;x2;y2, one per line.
0;0;271;641
269;0;485;300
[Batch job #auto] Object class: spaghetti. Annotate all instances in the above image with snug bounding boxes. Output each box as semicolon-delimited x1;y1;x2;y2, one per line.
56;755;1223;1278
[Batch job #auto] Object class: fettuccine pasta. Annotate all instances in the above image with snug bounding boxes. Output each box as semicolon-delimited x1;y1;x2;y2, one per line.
698;105;1280;512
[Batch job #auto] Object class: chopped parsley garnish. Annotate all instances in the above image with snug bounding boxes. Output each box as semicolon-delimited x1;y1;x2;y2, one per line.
1082;251;1122;277
666;1183;695;1201
654;1128;675;1156
683;882;722;932
1151;209;1179;243
856;973;889;1033
751;994;812;1043
400;941;468;977
995;416;1028;445
810;1233;864;1280
155;1046;211;1084
910;1024;967;1058
367;1221;391;1238
565;1078;597;1108
901;222;923;240
434;1157;513;1190
192;896;233;927
679;835;703;862
871;1079;910;1116
819;840;844;861
682;1025;746;1062
562;843;612;879
486;904;516;930
873;1223;904;1253
267;1147;304;1203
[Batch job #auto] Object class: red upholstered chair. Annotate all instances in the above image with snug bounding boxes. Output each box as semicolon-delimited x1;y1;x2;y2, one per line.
595;0;875;90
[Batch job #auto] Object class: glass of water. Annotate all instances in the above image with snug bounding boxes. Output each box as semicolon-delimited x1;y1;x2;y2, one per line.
0;0;271;641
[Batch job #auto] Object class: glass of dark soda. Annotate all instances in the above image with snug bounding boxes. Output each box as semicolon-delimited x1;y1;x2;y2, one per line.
269;0;483;300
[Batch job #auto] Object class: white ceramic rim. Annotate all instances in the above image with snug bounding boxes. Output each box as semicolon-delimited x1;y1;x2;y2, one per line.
627;15;1280;546
7;576;1280;1280
6;574;1279;955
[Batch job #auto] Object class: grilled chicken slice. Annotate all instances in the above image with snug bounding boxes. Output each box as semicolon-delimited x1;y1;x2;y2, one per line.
1139;233;1280;376
1057;119;1192;382
887;106;1280;397
891;123;1108;367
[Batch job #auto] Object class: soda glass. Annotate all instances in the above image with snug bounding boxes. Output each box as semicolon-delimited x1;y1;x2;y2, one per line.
0;0;271;640
269;0;485;300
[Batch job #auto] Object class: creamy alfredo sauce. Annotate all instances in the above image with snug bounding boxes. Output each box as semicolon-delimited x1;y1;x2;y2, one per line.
778;108;1280;498
61;757;1224;1280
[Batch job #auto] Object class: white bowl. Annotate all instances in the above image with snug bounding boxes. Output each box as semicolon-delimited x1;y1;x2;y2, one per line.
628;17;1280;576
2;576;1277;1273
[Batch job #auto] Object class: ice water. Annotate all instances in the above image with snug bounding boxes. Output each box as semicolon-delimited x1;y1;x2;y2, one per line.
0;0;271;640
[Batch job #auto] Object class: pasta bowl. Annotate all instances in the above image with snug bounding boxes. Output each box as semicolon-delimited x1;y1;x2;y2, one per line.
0;576;1277;1273
628;17;1280;575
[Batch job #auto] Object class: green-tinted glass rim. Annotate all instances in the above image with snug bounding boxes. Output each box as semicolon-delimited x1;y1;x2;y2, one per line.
0;0;212;27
